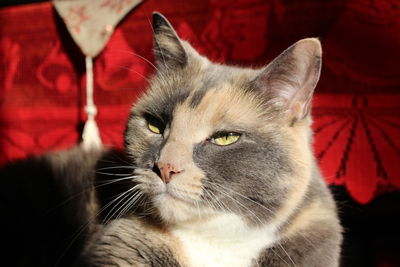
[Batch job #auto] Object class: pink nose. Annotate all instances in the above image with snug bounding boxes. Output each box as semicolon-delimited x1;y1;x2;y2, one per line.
157;162;183;184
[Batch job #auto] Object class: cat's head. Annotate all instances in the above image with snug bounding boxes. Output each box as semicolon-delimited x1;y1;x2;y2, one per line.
125;13;321;226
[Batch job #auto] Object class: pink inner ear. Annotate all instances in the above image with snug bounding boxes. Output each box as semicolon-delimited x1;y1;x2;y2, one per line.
257;38;322;122
291;101;303;118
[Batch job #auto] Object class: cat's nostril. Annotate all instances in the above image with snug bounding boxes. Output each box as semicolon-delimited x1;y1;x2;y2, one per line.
152;163;162;178
157;162;183;184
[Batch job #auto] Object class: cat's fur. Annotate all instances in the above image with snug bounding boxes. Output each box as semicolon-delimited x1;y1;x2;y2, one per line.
0;13;342;267
82;13;342;266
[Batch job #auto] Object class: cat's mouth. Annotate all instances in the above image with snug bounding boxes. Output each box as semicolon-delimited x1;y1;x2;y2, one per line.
151;185;214;223
155;186;199;205
134;168;206;215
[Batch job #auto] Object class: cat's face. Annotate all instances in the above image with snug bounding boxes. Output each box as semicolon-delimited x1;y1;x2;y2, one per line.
125;13;321;226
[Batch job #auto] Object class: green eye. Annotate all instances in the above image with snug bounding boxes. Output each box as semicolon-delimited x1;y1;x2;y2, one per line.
144;113;164;134
211;132;241;146
148;122;161;134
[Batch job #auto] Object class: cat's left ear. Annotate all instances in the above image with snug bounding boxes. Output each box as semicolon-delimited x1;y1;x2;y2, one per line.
255;38;322;123
152;12;188;70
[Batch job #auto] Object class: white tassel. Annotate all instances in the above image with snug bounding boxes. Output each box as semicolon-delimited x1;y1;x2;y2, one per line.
82;56;102;150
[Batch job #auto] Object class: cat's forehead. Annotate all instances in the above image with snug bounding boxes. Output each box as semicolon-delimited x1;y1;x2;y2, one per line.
139;78;271;156
182;84;263;128
136;63;267;127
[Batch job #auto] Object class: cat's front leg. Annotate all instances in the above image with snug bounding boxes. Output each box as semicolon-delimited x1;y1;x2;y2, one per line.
254;222;342;267
79;218;183;267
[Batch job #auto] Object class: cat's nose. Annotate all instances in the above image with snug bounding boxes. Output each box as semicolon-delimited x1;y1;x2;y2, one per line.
156;161;183;184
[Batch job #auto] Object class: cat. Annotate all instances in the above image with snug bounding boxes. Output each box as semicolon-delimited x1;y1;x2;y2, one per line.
80;12;343;266
0;12;342;267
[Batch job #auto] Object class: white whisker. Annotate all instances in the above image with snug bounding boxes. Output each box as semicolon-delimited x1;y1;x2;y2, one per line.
102;186;140;224
94;176;137;186
55;184;140;266
204;182;263;225
95;171;134;177
109;49;159;73
96;166;136;171
206;180;273;213
269;246;292;267
115;191;144;220
278;243;297;267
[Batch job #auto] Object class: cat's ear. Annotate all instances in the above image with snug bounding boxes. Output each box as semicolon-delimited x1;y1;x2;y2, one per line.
152;12;188;70
255;38;322;123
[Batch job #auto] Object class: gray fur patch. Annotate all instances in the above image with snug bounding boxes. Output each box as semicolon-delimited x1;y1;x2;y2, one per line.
83;218;182;267
254;218;342;267
193;130;292;225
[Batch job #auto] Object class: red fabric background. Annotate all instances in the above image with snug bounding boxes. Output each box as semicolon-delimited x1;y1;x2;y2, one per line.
0;0;399;205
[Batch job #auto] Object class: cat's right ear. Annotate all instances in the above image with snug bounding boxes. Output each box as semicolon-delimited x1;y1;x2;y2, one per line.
152;12;188;70
254;38;322;124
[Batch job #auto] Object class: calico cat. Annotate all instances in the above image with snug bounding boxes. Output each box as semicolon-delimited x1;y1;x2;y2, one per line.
0;12;342;267
81;13;342;266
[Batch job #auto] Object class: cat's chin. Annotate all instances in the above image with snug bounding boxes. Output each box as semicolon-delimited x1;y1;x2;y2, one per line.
152;192;213;224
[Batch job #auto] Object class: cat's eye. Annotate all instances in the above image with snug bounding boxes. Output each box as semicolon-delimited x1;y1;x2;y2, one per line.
144;114;164;135
211;132;241;146
148;122;161;134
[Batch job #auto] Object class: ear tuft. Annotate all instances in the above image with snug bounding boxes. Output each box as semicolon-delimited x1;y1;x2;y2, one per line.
152;12;171;33
152;12;187;70
255;38;322;123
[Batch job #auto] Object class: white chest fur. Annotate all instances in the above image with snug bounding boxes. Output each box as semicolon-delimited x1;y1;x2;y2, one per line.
171;214;278;267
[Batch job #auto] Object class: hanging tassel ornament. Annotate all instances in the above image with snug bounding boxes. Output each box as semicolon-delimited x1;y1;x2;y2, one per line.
52;0;143;150
82;56;102;150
